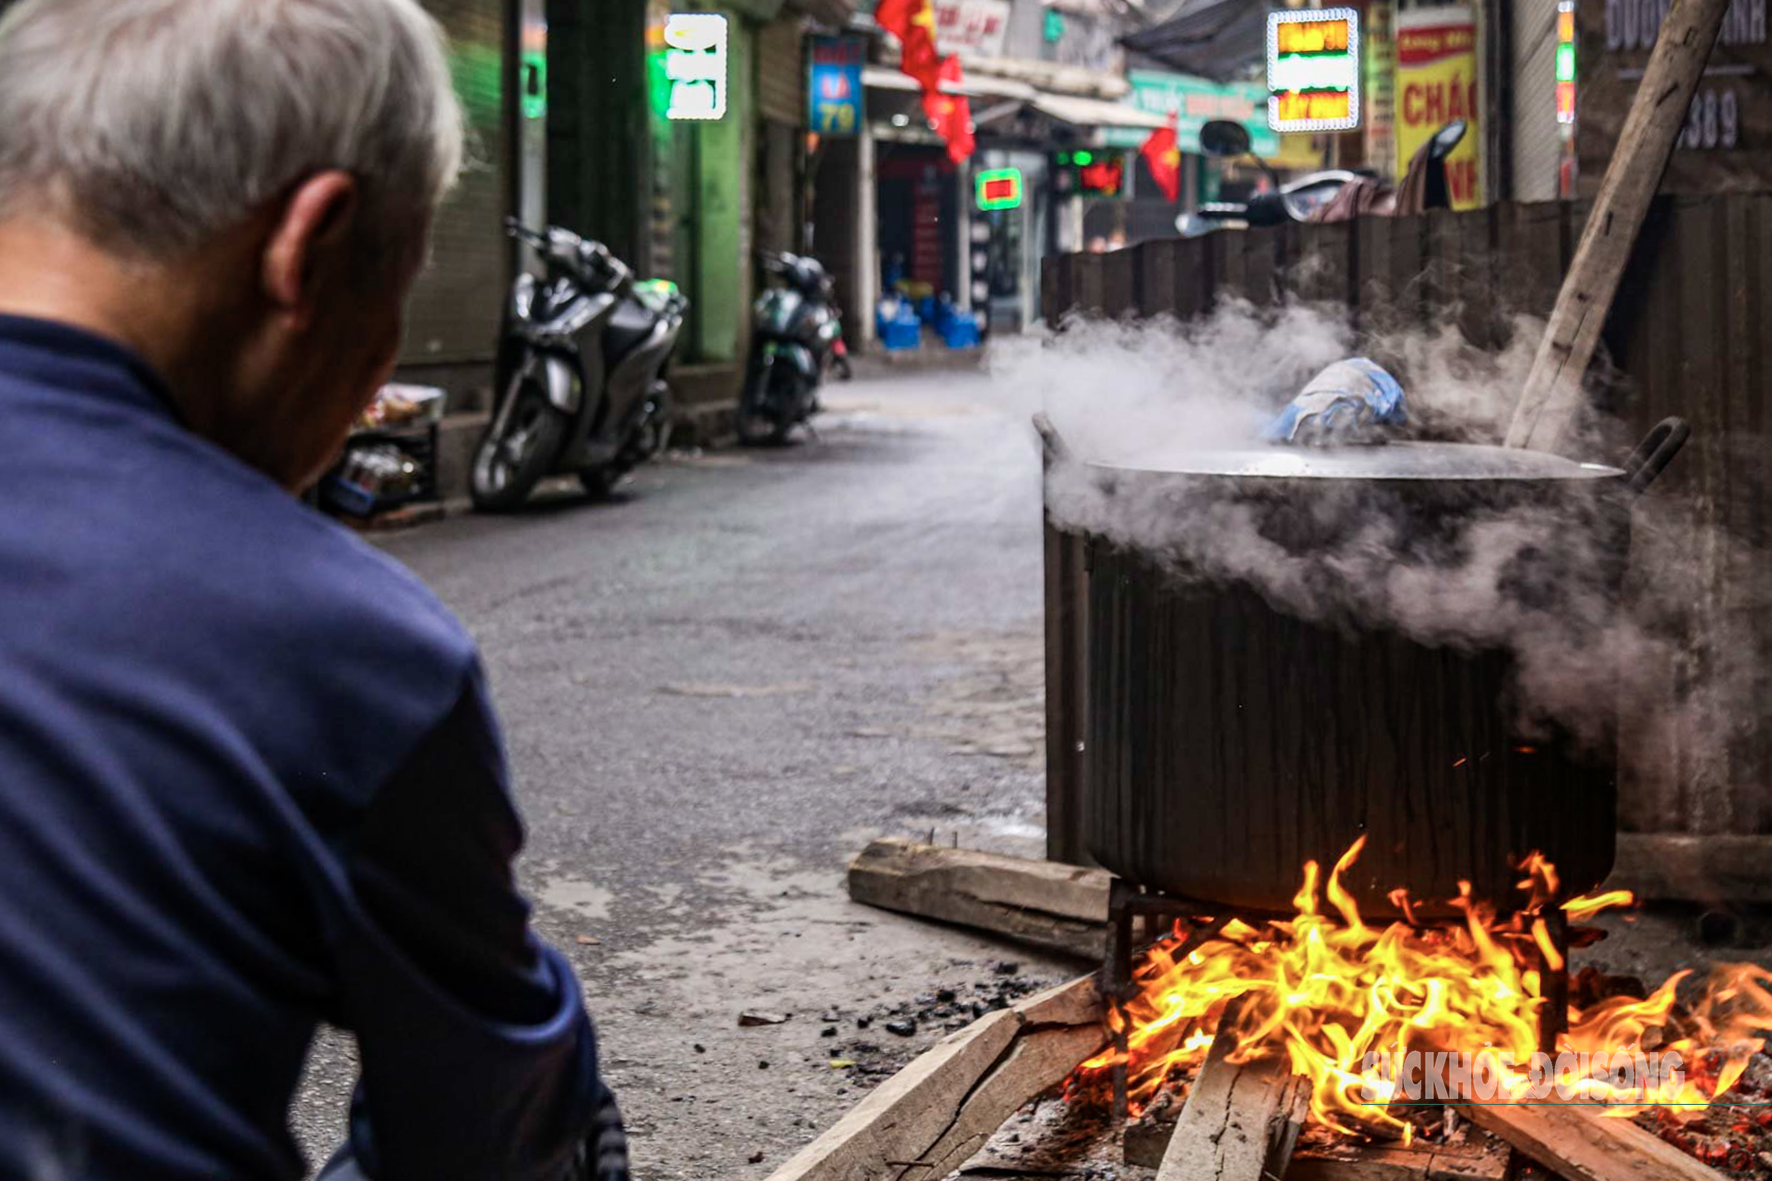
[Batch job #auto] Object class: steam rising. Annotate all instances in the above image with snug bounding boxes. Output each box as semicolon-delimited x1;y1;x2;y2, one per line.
995;298;1763;818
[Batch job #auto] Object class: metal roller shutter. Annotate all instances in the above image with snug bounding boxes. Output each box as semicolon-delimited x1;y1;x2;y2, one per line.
1511;0;1562;201
405;0;511;366
758;18;807;127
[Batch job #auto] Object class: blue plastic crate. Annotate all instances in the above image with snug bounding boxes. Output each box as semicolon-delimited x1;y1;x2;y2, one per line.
942;317;981;349
881;319;922;350
931;298;957;335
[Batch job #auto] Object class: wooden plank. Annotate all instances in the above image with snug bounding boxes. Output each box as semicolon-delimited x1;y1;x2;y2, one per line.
1175;235;1215;321
1101;248;1136;318
1139;240;1180;320
910;1021;1106;1179
1040;255;1072;327
763;976;1106;1181
1505;0;1733;451
1220;229;1249;304
1423;209;1463;329
1157;1024;1309;1181
1304;222;1356;309
1494;201;1568;326
1241;225;1285;308
1288;1131;1511;1181
1072;254;1105;317
1455;206;1501;351
847;838;1110;957
1457;1099;1727;1181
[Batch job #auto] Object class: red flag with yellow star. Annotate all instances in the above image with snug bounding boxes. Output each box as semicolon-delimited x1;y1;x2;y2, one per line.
1140;115;1181;203
875;0;943;94
921;55;975;164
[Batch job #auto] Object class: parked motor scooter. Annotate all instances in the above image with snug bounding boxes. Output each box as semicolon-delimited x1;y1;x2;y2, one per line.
737;251;846;445
470;219;688;511
1176;118;1467;237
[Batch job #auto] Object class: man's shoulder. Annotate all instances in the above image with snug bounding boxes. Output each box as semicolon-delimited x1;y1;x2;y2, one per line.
1;378;479;740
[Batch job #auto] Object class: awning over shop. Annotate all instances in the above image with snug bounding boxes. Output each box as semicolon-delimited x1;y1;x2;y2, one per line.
861;64;1035;102
1028;92;1170;134
865;66;1169;139
1121;0;1268;83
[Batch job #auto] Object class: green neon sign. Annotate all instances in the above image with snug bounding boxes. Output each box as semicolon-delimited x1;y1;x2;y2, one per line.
521;49;548;121
976;168;1023;211
663;12;728;121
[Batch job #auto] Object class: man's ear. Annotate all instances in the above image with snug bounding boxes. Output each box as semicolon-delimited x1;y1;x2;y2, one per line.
261;170;359;330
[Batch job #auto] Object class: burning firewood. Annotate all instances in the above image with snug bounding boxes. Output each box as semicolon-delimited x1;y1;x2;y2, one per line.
1454;1098;1729;1181
846;838;1112;959
1286;1121;1512;1181
1155;1011;1310;1181
761;975;1106;1181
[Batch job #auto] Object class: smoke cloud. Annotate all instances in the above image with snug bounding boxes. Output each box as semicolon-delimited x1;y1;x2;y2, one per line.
992;296;1765;816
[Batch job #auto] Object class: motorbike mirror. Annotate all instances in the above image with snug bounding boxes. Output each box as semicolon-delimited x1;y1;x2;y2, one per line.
1428;120;1468;161
1199;120;1252;159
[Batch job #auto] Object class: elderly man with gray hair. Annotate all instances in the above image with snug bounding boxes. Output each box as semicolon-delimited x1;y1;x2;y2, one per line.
0;1;630;1179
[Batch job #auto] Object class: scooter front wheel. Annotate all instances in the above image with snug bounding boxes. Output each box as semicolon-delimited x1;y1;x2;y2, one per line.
470;381;566;512
736;407;792;447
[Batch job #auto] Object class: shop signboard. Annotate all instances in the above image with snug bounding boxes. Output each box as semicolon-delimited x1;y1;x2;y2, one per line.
1393;6;1482;209
662;12;728;122
1576;0;1772;194
808;35;864;137
1267;8;1362;132
1106;71;1280;156
933;0;1012;58
975;167;1023;211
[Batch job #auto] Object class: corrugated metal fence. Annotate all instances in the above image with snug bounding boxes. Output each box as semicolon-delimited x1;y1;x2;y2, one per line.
1041;196;1772;865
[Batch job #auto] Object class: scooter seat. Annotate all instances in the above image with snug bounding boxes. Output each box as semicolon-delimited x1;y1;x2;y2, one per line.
605;298;657;364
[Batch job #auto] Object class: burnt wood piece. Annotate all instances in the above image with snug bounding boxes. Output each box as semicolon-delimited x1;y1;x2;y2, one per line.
1084;542;1617;916
1505;0;1732;452
762;976;1107;1181
1156;1023;1310;1181
846;839;1111;958
1287;1132;1512;1181
1455;1099;1727;1181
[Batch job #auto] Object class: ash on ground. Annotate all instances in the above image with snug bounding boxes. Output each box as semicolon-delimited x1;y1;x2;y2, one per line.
819;965;1059;1082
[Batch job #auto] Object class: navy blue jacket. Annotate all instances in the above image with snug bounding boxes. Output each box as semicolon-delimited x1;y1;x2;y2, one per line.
0;316;601;1180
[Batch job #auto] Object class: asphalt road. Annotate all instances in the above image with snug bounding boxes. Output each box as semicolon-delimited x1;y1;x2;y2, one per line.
292;365;1084;1178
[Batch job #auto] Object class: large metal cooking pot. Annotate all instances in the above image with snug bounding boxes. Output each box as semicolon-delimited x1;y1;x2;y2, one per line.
1080;422;1688;916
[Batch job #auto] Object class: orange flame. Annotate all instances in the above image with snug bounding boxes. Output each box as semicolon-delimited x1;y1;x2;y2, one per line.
1077;845;1772;1137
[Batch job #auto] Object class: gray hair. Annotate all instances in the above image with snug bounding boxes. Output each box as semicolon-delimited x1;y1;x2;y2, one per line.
0;0;465;261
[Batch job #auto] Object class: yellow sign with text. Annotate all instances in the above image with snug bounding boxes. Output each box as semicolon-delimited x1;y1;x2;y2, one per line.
1393;9;1482;209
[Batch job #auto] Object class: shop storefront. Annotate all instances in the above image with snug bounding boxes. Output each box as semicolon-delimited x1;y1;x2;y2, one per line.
399;0;521;398
546;0;847;431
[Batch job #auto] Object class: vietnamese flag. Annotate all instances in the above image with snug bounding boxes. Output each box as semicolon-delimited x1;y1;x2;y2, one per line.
876;0;943;94
922;55;975;163
1140;115;1181;203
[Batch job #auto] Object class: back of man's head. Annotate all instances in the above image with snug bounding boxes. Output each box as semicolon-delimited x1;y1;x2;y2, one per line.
0;0;464;264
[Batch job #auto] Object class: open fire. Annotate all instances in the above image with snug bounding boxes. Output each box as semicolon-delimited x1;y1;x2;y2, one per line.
1074;839;1772;1141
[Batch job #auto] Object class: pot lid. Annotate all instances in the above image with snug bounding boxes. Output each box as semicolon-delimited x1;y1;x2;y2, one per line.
1087;441;1625;482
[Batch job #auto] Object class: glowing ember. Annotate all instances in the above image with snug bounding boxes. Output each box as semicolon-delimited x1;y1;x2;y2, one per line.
1074;839;1772;1138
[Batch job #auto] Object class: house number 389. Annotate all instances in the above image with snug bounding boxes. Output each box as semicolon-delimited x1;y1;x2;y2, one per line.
1681;87;1741;150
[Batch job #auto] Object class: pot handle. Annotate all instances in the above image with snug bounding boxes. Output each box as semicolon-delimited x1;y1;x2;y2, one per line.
1623;417;1690;496
1033;412;1072;469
